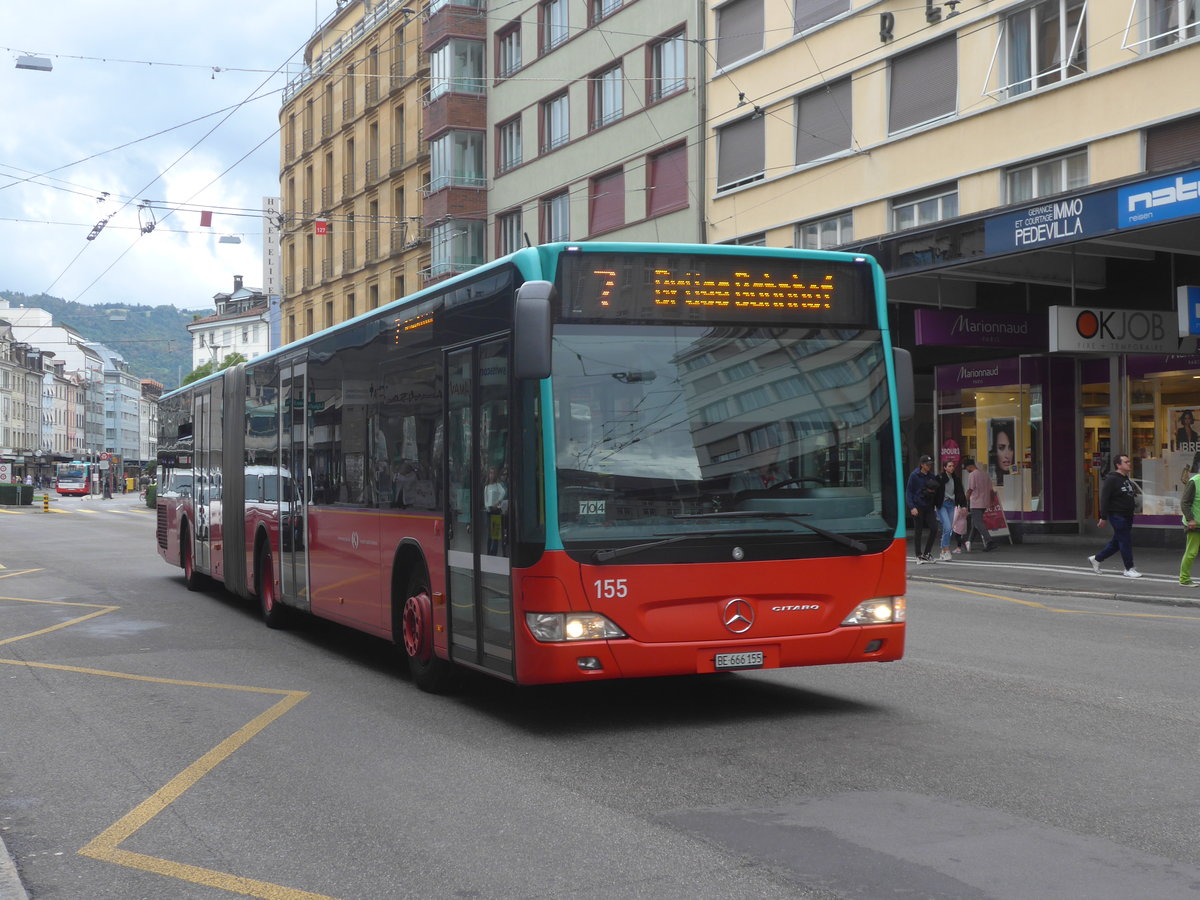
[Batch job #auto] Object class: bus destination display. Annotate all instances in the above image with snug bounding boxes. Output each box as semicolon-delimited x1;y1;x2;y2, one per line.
558;252;873;323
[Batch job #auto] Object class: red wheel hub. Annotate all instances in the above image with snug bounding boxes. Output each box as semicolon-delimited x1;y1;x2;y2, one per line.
402;591;432;661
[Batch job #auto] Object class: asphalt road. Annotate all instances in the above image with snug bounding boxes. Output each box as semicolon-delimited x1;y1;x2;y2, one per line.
2;497;1199;899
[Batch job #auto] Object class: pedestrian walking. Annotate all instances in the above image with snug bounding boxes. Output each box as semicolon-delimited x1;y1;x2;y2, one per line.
934;458;967;561
905;454;940;563
963;457;997;551
1088;453;1141;577
1179;455;1200;586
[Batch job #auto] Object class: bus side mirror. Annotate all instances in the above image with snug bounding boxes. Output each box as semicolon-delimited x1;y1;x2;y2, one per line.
893;347;914;420
514;280;553;380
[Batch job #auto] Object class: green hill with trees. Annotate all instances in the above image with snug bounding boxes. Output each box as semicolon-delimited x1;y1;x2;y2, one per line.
0;291;210;391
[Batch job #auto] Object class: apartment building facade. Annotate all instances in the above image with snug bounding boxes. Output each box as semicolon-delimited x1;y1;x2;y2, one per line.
279;0;430;343
707;0;1200;541
485;0;706;252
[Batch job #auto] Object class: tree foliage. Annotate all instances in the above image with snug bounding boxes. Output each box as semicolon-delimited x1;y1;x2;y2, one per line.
0;290;211;390
181;351;247;386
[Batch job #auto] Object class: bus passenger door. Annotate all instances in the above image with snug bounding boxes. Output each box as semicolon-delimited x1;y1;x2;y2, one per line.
193;388;212;573
279;361;311;611
446;340;513;679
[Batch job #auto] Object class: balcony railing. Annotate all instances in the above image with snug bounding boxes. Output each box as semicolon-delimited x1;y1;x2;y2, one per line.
321;258;334;281
365;237;379;261
302;267;314;289
342;172;356;200
321;113;333;140
365;158;379;184
321;186;332;209
343;97;356;121
390;142;405;172
342;247;357;270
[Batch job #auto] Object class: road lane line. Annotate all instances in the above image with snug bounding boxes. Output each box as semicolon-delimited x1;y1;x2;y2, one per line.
939;584;1200;620
0;593;329;898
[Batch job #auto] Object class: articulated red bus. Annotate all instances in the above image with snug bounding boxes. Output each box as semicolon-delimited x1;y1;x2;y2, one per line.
156;242;912;691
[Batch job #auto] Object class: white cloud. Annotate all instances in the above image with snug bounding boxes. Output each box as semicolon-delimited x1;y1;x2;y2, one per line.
1;2;327;306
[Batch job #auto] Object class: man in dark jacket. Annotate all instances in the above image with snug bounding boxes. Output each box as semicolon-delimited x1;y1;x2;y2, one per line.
905;455;939;563
1088;453;1140;577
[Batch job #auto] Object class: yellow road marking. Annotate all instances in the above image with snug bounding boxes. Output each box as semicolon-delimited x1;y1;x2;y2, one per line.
0;509;21;515
941;583;1200;620
0;568;44;580
1;590;335;899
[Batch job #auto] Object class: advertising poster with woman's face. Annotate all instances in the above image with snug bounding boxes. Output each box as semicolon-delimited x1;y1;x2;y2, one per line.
989;418;1016;485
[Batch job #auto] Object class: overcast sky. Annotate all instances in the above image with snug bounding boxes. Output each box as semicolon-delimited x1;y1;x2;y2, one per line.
1;3;340;309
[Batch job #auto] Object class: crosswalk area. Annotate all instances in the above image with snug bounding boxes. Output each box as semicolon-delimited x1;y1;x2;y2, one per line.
0;504;153;516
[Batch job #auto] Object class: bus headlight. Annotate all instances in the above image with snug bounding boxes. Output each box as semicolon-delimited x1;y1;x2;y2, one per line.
841;596;906;625
525;612;627;643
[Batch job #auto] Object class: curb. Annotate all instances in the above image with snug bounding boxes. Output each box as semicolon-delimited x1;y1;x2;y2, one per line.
0;833;27;900
908;573;1200;609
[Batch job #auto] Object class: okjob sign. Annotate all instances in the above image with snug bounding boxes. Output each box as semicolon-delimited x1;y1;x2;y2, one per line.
1050;305;1181;354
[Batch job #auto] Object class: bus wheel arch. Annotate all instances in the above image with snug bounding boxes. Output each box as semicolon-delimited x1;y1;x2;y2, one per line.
392;543;458;693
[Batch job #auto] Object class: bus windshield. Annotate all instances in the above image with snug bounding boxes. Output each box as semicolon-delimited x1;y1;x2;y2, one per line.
551;324;896;548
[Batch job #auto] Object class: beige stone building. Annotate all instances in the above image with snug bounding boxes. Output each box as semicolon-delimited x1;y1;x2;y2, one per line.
706;0;1200;540
279;0;429;343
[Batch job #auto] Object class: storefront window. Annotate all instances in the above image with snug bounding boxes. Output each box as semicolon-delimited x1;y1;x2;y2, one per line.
1127;362;1200;520
935;358;1044;521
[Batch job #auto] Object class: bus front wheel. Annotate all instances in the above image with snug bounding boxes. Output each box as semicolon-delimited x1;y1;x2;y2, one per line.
400;571;458;693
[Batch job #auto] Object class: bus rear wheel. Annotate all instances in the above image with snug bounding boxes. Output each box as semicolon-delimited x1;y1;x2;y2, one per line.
257;544;288;629
400;570;458;693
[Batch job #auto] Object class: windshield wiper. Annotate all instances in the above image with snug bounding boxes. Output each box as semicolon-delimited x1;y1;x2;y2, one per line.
675;511;869;554
592;528;787;563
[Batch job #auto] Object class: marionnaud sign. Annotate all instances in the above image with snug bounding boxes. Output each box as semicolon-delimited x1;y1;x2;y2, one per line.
1118;168;1200;228
985;192;1114;254
1050;305;1183;354
914;309;1044;349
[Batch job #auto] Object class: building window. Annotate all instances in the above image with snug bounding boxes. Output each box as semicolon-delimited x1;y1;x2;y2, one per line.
1123;0;1197;52
592;0;622;22
542;0;569;52
498;209;523;256
497;117;522;173
542;192;569;242
429;39;484;100
796;212;853;249
716;0;763;68
892;183;958;231
591;64;623;129
795;77;852;165
889;36;957;133
589;168;625;234
716;115;765;192
429;130;486;192
1146;112;1200;171
497;24;522;78
649;31;686;101
542;92;569;152
1000;0;1086;97
795;0;849;34
430;220;484;277
1007;150;1087;203
647;143;688;216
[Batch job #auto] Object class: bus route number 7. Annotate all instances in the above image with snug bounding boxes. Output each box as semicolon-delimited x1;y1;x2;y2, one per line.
594;578;628;599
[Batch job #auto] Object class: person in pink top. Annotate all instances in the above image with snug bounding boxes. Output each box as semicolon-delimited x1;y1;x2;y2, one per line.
963;457;997;552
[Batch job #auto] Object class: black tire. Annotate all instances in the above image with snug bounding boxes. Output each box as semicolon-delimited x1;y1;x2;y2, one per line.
257;544;289;629
400;568;459;693
181;524;204;592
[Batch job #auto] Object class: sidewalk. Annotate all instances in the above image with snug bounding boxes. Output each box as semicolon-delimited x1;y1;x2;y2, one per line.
907;535;1200;608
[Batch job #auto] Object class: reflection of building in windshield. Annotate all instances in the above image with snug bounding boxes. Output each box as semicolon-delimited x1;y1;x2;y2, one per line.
553;326;893;534
675;329;889;492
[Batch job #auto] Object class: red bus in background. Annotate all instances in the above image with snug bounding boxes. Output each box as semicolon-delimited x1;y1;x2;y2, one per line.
55;461;90;496
156;242;912;692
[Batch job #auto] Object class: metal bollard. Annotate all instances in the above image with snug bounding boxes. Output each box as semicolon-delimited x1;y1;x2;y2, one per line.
43;492;49;513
